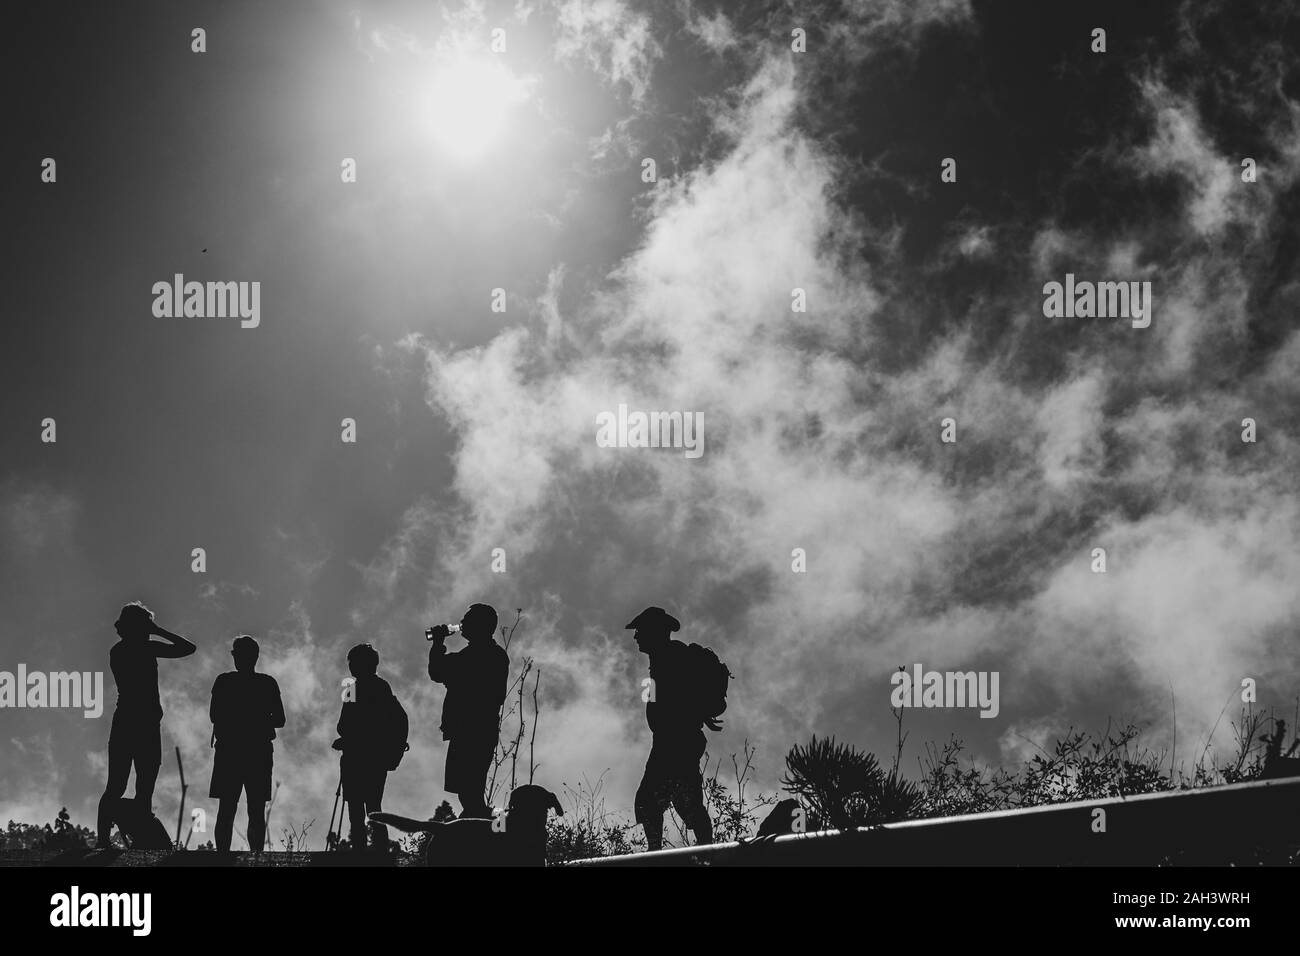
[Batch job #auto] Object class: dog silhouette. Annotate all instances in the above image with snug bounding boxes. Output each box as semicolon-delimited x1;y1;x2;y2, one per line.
371;784;563;866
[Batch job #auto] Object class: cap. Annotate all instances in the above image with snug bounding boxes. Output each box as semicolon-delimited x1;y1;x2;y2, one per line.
625;606;680;632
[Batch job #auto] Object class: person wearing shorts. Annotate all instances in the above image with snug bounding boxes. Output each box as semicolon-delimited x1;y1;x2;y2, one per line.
209;635;285;853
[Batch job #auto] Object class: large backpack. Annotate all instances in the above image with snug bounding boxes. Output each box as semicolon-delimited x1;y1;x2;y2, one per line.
383;693;411;771
684;643;732;727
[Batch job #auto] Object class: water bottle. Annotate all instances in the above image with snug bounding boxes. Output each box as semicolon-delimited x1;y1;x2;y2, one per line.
425;623;461;641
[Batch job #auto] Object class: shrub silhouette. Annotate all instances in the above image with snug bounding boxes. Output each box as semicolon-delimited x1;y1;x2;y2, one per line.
782;735;919;830
545;772;645;864
0;808;93;853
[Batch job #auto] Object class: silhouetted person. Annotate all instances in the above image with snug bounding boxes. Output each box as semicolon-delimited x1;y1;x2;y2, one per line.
334;643;396;850
209;635;285;853
427;603;509;818
628;606;716;851
96;602;196;848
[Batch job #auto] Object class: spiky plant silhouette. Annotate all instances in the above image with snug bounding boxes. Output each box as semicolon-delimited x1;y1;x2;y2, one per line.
782;735;919;831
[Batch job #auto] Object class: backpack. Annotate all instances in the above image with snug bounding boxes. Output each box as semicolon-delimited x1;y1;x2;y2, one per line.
383;693;411;771
684;643;732;727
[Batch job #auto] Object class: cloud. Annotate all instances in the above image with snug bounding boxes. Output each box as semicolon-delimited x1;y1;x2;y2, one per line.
0;482;79;555
680;1;738;53
386;53;967;803
1132;80;1258;237
553;0;663;104
0;733;65;827
807;0;973;63
196;581;259;611
363;5;1300;817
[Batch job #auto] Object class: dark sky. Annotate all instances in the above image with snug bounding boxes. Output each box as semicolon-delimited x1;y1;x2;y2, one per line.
2;0;1299;840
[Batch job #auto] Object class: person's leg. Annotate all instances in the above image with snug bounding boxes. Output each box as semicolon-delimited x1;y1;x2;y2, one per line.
245;744;271;853
97;721;132;846
635;790;664;851
446;737;480;818
672;777;713;846
452;735;495;818
454;756;492;819
246;799;267;853
691;805;714;845
635;743;670;851
445;738;470;817
340;753;366;849
353;763;388;849
215;798;237;853
672;733;713;845
368;770;389;848
346;786;368;850
454;792;484;817
133;720;163;809
451;792;483;817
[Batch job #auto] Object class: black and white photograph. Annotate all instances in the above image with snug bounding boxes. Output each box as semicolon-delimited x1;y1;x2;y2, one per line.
2;0;1299;938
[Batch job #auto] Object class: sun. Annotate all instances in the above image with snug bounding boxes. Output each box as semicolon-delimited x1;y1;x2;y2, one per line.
419;55;530;162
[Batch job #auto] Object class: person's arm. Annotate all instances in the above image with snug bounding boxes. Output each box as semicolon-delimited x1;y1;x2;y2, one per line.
267;677;286;730
209;675;225;727
336;699;351;743
494;647;510;709
150;622;196;658
427;632;465;685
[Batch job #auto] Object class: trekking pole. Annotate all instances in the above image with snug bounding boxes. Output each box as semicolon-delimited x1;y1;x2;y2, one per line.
326;766;342;851
174;747;187;848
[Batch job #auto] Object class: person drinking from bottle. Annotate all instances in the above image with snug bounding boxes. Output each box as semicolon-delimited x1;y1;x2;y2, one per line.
426;604;508;819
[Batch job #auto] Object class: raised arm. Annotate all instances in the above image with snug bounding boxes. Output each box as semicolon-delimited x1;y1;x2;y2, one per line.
150;623;196;659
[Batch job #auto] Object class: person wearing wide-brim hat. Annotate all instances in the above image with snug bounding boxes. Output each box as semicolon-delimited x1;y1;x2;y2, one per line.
627;606;716;851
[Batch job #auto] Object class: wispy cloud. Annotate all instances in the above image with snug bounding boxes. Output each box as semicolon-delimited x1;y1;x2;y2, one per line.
553;0;663;105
